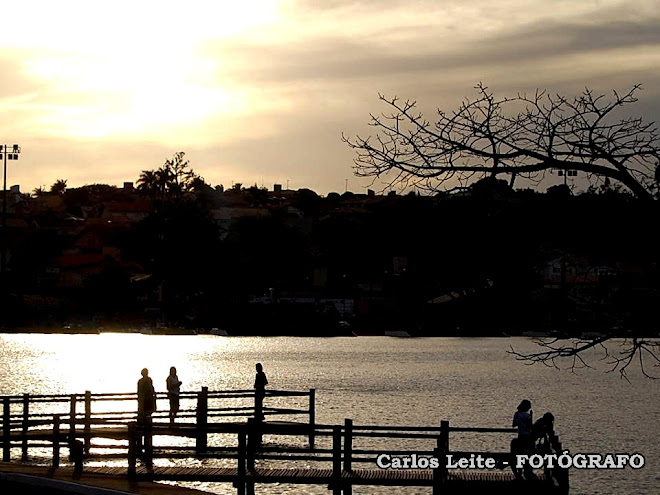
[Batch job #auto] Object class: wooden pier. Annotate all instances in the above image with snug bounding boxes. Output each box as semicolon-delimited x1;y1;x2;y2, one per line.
1;389;569;494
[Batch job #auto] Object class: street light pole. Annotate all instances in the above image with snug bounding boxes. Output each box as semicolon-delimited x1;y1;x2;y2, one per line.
1;144;21;274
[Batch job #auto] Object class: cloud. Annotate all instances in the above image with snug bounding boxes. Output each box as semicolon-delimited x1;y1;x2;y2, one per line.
3;0;659;194
201;16;660;86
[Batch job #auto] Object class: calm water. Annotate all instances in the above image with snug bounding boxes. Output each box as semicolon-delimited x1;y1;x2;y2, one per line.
0;334;658;494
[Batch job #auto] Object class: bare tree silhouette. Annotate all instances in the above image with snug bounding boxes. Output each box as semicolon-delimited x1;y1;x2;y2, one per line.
346;84;660;377
508;336;660;380
344;84;659;199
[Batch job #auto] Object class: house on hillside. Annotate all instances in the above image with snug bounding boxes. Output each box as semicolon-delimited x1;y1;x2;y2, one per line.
210;206;270;231
28;192;66;213
101;201;150;223
50;252;111;288
49;250;146;289
541;256;617;289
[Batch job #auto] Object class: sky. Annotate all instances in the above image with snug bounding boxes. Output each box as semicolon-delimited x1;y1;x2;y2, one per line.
1;0;659;195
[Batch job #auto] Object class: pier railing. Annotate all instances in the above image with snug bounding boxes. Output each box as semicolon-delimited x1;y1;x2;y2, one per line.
122;419;568;494
1;388;316;463
1;390;568;494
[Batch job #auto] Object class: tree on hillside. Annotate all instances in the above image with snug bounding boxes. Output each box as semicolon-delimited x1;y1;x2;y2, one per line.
137;152;198;201
50;179;67;195
63;184;122;205
132;152;220;324
344;84;659;199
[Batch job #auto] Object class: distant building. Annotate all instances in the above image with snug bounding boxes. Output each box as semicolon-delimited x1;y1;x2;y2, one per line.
101;201;150;223
50;253;108;288
542;256;617;288
29;192;66;213
210;206;270;230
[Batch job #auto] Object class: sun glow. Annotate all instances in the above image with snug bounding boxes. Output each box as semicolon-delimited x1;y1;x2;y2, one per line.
0;333;238;394
3;1;279;139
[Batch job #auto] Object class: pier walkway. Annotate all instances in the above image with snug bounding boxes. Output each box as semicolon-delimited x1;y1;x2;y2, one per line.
1;389;569;494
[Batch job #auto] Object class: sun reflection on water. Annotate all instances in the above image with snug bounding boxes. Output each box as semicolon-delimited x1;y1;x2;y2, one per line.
1;334;659;494
0;333;240;396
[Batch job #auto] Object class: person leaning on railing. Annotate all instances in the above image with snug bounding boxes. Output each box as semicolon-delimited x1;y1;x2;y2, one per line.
511;399;534;480
532;412;555;450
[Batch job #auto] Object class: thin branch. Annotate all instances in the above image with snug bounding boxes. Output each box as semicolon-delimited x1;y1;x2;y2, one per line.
345;84;658;199
508;336;660;379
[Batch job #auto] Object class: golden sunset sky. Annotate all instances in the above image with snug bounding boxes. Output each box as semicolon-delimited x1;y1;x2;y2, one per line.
1;0;659;194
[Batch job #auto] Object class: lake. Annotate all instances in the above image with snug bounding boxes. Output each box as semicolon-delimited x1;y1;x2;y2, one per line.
0;334;658;494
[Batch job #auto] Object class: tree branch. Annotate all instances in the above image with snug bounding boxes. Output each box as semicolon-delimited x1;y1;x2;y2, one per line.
508;336;660;379
345;84;659;199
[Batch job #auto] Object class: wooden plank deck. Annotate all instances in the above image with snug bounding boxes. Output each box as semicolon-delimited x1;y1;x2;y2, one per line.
3;462;550;487
10;420;313;442
104;465;546;485
0;462;209;494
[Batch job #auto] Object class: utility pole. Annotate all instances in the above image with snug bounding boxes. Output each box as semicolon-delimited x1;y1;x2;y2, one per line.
1;144;21;274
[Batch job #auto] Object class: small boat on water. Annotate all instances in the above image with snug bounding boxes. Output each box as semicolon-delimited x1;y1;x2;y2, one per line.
209;328;229;336
58;324;100;334
141;327;198;335
521;331;551;338
384;330;411;338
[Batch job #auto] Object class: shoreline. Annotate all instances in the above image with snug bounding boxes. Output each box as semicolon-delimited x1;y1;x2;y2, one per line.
0;328;638;338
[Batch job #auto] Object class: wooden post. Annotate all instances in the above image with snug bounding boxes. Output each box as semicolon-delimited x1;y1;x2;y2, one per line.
436;420;449;488
195;387;208;454
68;394;77;451
554;439;570;493
84;391;91;455
331;425;342;495
53;415;60;468
72;440;84;473
235;430;247;495
247;412;262;451
3;397;11;462
343;419;353;494
343;419;353;472
246;417;256;472
127;422;136;478
433;441;442;494
144;422;153;471
242;422;256;495
21;393;29;461
308;388;316;448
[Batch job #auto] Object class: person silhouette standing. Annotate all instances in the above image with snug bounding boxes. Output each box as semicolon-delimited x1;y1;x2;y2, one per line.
513;399;533;440
138;368;157;423
254;363;268;421
511;399;534;479
137;368;156;467
166;367;182;425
